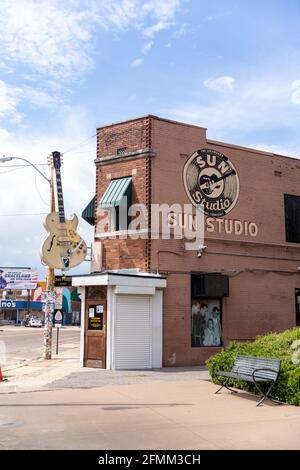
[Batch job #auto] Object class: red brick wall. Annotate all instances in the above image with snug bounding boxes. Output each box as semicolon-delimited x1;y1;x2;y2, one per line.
97;116;151;157
149;117;300;366
95;116;153;270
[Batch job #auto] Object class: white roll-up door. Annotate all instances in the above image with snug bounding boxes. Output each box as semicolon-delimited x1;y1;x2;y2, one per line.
114;295;152;369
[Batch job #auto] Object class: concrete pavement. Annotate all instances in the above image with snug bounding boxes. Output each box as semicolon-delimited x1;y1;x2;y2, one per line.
1;325;300;450
0;325;80;367
1;379;300;450
0;326;81;393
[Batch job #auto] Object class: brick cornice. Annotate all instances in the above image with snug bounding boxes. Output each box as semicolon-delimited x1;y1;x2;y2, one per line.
95;148;155;166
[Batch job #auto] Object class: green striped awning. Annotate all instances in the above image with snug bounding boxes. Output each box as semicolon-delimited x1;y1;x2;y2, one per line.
99;177;132;209
82;195;96;225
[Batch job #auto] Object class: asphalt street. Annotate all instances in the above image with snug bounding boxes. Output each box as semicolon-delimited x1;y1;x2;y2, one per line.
0;326;80;367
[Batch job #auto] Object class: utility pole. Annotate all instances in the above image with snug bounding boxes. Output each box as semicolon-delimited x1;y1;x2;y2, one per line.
43;163;56;360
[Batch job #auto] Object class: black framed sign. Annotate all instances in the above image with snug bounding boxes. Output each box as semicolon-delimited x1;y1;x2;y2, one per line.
191;298;222;347
88;304;103;330
54;275;72;287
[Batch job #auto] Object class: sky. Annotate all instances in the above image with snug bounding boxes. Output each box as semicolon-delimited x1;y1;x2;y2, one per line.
0;0;300;278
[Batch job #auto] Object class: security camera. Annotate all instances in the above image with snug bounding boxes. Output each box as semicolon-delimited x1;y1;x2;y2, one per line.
297;267;300;272
197;245;207;257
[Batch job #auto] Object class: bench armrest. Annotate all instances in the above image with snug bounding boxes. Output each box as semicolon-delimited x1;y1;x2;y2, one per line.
252;367;280;382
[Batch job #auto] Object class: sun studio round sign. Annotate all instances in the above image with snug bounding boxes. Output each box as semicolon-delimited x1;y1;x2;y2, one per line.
183;149;240;217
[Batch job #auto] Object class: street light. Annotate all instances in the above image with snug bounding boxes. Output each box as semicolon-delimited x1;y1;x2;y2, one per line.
0;156;51;184
0;155;55;360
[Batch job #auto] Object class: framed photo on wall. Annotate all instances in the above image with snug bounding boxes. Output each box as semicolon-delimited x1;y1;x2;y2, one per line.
191;298;222;347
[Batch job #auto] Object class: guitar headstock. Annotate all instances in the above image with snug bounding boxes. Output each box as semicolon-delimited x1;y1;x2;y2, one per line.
47;151;63;170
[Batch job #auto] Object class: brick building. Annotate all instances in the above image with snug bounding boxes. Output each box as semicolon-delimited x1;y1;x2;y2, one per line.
74;115;300;369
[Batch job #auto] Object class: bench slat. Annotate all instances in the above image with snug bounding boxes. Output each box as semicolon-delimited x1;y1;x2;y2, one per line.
217;371;269;382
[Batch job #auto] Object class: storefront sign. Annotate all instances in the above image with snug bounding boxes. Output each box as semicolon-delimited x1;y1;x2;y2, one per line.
0;268;38;290
0;300;17;309
183;149;240;217
206;217;258;237
0;300;43;310
88;305;103;330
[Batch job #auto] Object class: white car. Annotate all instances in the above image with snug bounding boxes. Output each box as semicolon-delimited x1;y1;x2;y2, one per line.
28;317;43;328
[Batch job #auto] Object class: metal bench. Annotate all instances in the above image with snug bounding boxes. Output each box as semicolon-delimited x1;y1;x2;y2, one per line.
212;355;281;406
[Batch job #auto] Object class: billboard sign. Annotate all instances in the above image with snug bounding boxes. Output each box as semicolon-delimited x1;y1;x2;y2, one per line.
0;268;38;290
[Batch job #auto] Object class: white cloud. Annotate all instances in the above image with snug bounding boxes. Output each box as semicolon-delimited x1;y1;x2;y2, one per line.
131;58;144;67
0;80;21;120
203;76;235;92
142;0;181;20
0;0;183;126
143;20;172;37
0;79;59;125
175;22;188;37
0;1;182;80
94;0;181;37
142;41;154;54
291;80;300;105
0;0;97;81
165;77;300;150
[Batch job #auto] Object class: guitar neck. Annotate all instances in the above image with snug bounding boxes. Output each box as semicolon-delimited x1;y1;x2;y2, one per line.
54;166;65;223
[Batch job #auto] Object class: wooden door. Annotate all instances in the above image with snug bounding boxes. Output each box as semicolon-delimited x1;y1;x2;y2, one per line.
84;287;107;368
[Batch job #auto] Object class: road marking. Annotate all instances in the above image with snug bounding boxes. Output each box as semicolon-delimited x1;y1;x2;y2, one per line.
0;331;80;339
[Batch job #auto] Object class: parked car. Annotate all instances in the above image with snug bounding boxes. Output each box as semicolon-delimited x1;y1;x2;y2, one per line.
28;317;43;328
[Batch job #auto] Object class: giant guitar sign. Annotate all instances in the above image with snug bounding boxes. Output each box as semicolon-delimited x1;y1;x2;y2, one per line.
40;152;87;270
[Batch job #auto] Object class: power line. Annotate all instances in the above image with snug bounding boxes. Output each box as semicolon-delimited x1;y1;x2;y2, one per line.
62;133;97;155
66;150;95;154
0;163;48;167
34;172;50;207
0;213;48;217
0;166;29;175
0;163;49;175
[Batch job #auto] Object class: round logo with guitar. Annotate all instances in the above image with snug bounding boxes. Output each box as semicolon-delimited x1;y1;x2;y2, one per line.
183;149;239;217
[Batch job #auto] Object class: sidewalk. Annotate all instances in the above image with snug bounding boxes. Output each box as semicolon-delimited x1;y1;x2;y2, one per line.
1;379;300;449
0;346;210;393
1;342;300;450
0;341;80;394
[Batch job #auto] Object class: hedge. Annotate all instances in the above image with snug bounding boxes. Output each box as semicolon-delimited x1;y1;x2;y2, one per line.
206;327;300;406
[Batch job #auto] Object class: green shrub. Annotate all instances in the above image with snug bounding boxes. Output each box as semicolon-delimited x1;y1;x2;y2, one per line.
206;327;300;406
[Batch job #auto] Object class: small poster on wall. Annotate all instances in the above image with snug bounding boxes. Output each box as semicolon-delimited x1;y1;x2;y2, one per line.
89;307;95;318
88;304;103;330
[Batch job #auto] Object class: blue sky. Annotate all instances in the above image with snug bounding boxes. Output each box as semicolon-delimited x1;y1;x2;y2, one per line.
0;0;300;275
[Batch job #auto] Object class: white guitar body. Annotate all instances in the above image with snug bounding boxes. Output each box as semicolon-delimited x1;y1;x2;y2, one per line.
40;151;88;271
40;212;87;270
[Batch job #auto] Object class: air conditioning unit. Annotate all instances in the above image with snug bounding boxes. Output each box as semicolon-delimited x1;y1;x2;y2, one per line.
191;273;229;298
